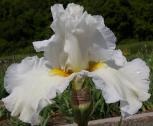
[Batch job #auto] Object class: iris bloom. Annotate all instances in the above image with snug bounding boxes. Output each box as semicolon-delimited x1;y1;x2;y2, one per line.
2;3;150;125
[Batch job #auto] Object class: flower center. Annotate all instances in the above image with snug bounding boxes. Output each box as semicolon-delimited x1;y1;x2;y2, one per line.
49;62;105;77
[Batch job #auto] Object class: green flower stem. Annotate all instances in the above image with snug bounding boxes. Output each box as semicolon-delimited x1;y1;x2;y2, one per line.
118;116;123;126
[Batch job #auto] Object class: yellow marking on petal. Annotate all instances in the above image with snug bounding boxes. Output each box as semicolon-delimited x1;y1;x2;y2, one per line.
49;62;105;76
89;62;106;71
49;68;71;77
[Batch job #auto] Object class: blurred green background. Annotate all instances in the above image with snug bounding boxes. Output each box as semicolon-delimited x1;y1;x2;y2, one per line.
0;0;153;56
0;0;153;125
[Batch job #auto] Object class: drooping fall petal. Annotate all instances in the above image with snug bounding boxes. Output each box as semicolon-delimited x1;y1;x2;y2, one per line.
2;56;73;125
92;58;150;117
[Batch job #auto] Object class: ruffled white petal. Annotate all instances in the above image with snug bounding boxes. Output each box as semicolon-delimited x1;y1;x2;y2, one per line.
92;65;122;103
87;15;116;49
51;4;64;20
119;59;150;116
44;36;67;69
89;44;114;62
33;35;55;52
2;56;73;125
119;58;150;100
51;4;65;35
66;3;84;18
92;59;150;117
44;3;117;71
89;47;127;68
112;49;127;67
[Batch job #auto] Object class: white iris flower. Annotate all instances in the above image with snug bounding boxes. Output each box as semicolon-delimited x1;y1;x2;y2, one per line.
2;3;150;125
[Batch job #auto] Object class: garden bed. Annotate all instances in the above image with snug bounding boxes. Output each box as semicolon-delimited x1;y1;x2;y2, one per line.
63;112;153;126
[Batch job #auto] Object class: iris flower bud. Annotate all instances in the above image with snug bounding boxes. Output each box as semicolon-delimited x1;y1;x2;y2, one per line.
71;75;93;126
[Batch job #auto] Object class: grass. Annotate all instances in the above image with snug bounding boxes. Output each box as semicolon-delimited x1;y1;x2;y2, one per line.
0;40;153;125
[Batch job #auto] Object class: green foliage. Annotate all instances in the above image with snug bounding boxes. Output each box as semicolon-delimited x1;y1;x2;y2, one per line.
0;0;153;56
0;41;153;125
0;0;52;56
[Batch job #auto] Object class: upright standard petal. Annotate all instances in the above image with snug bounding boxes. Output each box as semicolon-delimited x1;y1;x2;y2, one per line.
2;56;72;125
92;59;150;117
44;36;67;69
64;34;89;71
51;4;64;20
42;3;117;71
